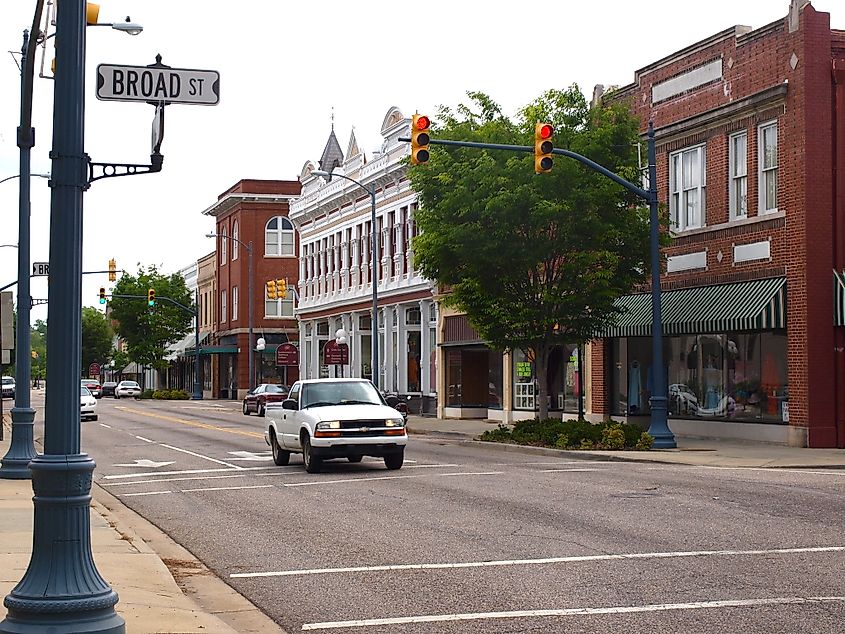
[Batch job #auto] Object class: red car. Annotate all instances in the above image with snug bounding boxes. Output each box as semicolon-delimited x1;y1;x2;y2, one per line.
82;378;102;399
242;384;289;417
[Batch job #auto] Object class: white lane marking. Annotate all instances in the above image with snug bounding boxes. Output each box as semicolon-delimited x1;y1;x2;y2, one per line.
230;545;845;579
301;596;845;631
182;484;274;493
103;473;253;487
121;490;173;497
99;423;112;429
282;471;504;488
693;465;845;476
135;436;154;443
113;459;175;468
541;468;599;473
228;451;273;461
102;466;279;480
160;443;243;469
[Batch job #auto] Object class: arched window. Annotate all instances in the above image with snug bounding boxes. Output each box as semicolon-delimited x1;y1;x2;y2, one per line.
220;228;227;264
265;216;295;256
232;221;239;261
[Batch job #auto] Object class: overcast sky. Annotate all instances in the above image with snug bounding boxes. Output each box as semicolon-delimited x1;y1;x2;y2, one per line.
1;0;843;322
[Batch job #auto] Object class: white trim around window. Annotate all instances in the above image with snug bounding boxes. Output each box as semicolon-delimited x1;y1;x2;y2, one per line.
220;229;227;264
221;290;227;322
758;121;778;214
729;131;747;220
669;143;706;232
232;286;238;321
232;221;239;261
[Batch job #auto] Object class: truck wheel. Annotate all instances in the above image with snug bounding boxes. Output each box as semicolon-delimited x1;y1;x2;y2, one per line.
384;451;404;470
302;435;321;473
270;431;290;466
347;455;363;463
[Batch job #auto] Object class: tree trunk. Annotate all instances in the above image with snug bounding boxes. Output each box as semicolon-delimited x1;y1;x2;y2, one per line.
535;345;550;420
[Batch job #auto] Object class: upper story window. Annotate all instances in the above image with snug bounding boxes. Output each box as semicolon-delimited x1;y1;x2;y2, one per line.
221;290;227;323
669;144;706;232
265;295;294;319
265;216;295;256
232;286;238;321
220;228;228;264
729;132;747;220
232;221;239;261
758;122;778;214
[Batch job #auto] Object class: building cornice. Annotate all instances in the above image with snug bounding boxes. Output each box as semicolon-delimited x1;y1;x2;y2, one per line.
201;193;299;218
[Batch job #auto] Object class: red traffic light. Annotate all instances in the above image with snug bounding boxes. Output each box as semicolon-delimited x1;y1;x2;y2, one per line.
538;123;553;140
415;115;430;130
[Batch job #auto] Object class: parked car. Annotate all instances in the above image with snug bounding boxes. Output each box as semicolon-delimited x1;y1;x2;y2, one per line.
80;386;98;421
82;378;102;399
1;376;14;399
242;383;289;417
101;381;118;397
264;378;407;473
114;380;142;399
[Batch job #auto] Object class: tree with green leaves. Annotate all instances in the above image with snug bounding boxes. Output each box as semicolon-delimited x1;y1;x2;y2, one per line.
30;319;47;381
108;265;193;372
81;307;113;377
408;87;654;420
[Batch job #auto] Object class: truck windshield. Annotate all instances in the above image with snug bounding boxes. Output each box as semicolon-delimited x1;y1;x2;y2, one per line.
301;381;382;408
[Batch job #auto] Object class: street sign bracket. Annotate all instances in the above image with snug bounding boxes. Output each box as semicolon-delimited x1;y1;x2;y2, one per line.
88;152;163;184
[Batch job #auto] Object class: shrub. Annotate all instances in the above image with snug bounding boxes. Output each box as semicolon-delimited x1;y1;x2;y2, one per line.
479;418;651;451
635;432;655;451
600;424;626;450
140;389;155;399
151;389;190;400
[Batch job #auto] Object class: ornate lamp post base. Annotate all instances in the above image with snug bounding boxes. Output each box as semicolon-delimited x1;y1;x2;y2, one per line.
0;408;37;479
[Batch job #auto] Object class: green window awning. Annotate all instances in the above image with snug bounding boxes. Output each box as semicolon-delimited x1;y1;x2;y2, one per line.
600;277;786;337
836;271;845;327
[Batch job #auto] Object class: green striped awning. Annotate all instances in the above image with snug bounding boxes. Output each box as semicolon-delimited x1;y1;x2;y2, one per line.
600;277;786;337
836;271;845;327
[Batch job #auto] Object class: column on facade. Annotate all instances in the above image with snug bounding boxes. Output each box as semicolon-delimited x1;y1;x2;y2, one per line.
406;204;416;276
341;228;350;291
420;299;431;394
394;207;405;279
299;250;306;301
319;238;327;297
351;225;361;289
333;231;341;293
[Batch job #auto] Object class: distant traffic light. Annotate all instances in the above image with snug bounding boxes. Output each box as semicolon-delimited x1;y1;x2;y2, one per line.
411;114;431;165
278;278;287;299
534;122;554;174
99;287;106;304
108;258;117;282
266;279;278;300
147;288;156;306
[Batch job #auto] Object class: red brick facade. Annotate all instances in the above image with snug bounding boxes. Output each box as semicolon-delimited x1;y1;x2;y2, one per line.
594;4;845;447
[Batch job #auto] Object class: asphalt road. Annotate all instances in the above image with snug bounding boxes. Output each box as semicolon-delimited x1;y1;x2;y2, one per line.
65;395;845;633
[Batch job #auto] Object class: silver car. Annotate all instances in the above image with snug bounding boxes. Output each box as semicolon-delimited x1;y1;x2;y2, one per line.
80;386;98;421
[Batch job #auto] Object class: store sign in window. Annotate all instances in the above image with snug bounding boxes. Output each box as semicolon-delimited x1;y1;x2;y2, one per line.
516;362;532;378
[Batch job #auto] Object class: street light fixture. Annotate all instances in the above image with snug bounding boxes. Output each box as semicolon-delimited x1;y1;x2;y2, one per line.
311;169;380;389
206;232;255;393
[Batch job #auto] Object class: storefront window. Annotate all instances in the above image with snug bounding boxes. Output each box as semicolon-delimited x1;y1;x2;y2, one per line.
512;348;535;410
488;350;503;409
360;334;372;381
447;349;462;407
611;332;788;423
407;331;421;392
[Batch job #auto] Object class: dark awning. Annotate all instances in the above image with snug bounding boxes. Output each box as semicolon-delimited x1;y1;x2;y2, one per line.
599;277;786;337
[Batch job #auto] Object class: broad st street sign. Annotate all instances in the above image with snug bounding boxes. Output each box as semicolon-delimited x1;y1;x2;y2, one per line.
96;64;220;105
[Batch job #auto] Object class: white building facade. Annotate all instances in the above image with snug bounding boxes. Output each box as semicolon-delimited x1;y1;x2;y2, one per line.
290;107;437;412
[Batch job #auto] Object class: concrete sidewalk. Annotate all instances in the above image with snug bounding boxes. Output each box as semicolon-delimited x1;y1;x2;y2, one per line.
1;408;843;632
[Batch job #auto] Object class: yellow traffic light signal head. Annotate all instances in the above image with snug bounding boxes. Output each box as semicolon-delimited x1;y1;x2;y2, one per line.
147;288;156;306
278;279;287;299
534;122;554;174
86;3;101;25
266;279;278;300
108;258;117;282
99;287;106;304
411;114;431;165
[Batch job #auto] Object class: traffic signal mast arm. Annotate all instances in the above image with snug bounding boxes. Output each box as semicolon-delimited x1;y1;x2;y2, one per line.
398;136;651;201
110;293;198;316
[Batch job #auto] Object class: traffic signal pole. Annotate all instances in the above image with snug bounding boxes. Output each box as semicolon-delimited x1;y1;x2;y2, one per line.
399;121;675;448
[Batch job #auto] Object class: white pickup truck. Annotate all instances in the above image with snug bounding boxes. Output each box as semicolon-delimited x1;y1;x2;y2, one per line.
264;378;408;473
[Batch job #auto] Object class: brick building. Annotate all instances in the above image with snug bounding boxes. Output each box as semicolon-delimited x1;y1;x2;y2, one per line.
201;179;301;399
590;1;845;447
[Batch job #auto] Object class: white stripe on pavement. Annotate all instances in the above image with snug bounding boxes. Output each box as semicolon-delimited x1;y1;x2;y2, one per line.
301;596;845;630
102;466;278;480
121;490;173;497
181;484;274;493
231;545;845;579
282;471;504;488
160;443;243;469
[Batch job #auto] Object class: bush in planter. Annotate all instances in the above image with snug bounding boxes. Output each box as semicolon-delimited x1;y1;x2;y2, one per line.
140;389;155;399
480;418;650;451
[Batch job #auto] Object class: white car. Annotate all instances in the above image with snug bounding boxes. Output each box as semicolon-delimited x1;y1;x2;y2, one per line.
1;376;14;399
81;386;98;421
264;378;408;473
115;380;142;399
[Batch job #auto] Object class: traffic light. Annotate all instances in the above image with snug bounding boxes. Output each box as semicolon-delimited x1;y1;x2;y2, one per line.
411;114;431;165
266;279;278;300
278;278;287;299
86;3;100;25
534;122;554;174
99;287;106;304
147;288;156;306
108;258;117;282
